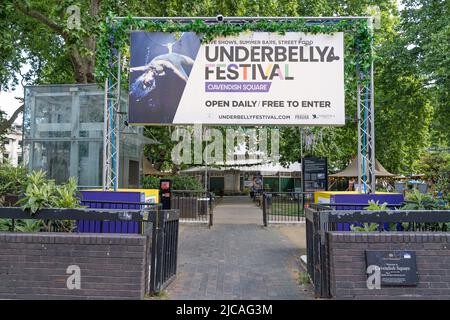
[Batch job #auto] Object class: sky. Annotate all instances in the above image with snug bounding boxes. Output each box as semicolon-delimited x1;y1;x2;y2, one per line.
0;64;29;124
0;1;406;125
0;89;23;119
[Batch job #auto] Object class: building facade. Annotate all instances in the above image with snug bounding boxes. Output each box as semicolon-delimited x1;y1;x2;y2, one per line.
1;124;23;166
181;162;302;195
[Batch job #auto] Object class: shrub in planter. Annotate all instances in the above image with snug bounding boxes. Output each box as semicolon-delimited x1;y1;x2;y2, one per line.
16;172;82;232
401;189;450;231
0;170;82;233
0;163;28;206
350;200;388;232
401;189;448;210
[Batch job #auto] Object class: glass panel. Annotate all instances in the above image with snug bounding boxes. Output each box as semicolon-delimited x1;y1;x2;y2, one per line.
23;88;32;140
78;141;103;187
32;141;71;184
34;95;72;138
79;90;104;138
23;84;149;188
22;141;30;167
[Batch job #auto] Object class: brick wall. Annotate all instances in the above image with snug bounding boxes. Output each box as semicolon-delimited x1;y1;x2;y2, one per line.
0;232;149;300
327;232;450;300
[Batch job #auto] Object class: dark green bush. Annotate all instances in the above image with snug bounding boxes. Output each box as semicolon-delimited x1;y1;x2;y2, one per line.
142;175;203;191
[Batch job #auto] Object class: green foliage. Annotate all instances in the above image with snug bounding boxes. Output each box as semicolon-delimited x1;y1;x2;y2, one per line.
0;163;28;196
0;219;12;231
18;180;56;214
142;175;203;191
0;218;46;232
96;16;373;87
400;0;450;146
298;272;311;285
26;169;47;187
365;200;388;211
18;171;82;215
14;219;43;232
141;176;160;189
399;189;449;231
350;222;379;232
401;189;448;210
144;127;178;172
400;189;450;231
415;152;450;195
350;200;388;232
2;0;447;176
376;72;433;173
52;177;81;208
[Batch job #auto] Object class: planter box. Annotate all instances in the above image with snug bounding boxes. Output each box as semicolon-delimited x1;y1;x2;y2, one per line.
0;232;149;300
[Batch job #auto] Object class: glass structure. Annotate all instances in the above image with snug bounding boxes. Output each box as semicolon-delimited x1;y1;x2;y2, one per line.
23;84;153;188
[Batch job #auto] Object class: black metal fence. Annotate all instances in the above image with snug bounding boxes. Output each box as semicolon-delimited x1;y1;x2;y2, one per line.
172;190;214;226
148;208;179;293
305;203;450;298
262;192;314;226
0;206;179;295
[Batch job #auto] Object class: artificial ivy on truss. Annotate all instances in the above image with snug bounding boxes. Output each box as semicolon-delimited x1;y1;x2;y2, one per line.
95;15;374;88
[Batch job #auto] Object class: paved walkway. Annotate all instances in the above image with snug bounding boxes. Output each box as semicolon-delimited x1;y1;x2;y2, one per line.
166;196;312;300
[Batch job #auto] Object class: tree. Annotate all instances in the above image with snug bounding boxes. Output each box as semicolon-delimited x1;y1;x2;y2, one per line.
0;104;24;137
0;0;446;176
144;126;177;172
399;0;450;147
416;152;450;195
0;0;156;88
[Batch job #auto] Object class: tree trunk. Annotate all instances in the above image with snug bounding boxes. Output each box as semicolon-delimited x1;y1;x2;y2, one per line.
0;104;24;136
16;1;100;84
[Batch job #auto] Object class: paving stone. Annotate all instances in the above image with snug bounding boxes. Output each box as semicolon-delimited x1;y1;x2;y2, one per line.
166;196;312;300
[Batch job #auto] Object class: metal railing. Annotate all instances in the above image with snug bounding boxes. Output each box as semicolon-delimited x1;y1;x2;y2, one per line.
171;191;214;227
305;203;450;298
80;190;215;227
262;192;315;226
0;206;179;295
77;200;162;233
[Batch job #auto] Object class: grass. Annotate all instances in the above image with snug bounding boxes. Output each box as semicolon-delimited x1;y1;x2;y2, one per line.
144;291;169;300
269;202;304;216
298;272;311;285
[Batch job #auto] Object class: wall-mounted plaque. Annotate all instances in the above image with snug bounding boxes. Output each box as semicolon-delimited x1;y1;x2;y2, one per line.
365;250;418;286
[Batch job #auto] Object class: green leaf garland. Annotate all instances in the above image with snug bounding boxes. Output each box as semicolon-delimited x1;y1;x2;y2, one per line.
95;14;373;89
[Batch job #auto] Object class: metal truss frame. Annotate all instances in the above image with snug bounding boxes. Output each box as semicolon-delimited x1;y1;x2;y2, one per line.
103;16;376;193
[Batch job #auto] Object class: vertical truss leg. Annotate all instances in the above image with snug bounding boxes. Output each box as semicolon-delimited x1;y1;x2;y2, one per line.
357;60;376;194
103;49;121;191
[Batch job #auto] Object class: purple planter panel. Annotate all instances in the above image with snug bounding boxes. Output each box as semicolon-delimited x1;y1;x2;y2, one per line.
77;191;145;234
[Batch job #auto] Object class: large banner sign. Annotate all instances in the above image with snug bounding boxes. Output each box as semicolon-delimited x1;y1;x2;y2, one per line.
129;31;344;125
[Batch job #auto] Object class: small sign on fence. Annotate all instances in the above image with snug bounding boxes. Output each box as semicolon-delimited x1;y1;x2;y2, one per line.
302;156;328;192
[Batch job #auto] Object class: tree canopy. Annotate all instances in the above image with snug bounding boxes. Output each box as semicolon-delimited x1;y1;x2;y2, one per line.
0;0;448;174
